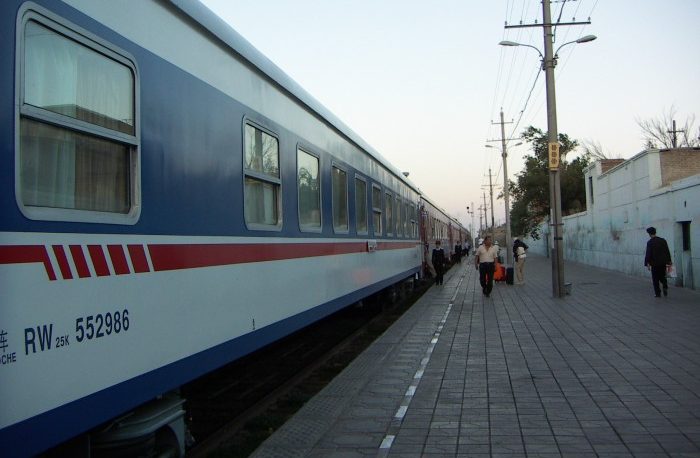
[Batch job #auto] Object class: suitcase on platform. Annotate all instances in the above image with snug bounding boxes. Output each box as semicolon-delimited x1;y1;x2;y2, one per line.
506;267;514;285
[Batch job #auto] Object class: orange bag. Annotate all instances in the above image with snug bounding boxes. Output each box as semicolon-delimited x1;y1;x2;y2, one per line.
494;262;506;282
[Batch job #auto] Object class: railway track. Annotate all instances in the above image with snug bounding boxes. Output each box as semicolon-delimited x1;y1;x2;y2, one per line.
184;277;433;457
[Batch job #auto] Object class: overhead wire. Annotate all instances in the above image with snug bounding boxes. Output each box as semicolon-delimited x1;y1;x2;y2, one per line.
500;3;535;129
498;0;536;118
483;0;524;199
555;0;582;48
506;0;600;143
507;63;542;142
552;0;568;44
483;0;541;225
556;0;598;77
485;0;599;221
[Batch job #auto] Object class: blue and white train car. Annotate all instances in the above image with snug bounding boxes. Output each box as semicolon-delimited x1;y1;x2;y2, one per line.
0;0;437;455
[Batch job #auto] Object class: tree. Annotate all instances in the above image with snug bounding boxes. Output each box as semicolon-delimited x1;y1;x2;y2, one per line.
636;106;700;149
509;126;589;239
580;139;619;160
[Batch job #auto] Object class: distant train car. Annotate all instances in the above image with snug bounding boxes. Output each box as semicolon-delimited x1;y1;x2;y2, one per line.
0;1;462;455
419;196;467;275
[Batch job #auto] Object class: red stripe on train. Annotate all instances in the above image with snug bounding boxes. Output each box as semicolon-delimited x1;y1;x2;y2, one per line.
88;245;110;277
376;242;417;251
148;241;418;272
0;245;56;280
148;242;364;271
70;245;91;278
128;245;150;273
108;245;130;275
0;241;418;279
52;245;73;280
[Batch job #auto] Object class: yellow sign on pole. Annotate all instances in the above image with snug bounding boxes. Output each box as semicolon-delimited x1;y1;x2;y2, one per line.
548;142;560;170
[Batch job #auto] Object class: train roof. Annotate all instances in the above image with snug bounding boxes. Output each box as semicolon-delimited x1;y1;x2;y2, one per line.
169;0;420;194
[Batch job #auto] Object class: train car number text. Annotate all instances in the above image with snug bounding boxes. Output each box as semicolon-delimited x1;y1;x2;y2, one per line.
75;310;130;342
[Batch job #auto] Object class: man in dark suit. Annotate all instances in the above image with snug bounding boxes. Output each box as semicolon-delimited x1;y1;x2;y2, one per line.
644;226;672;297
432;240;445;285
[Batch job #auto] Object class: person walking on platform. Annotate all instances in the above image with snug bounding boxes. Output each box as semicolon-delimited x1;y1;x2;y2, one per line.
644;226;672;297
513;237;529;285
475;235;498;297
432;240;446;286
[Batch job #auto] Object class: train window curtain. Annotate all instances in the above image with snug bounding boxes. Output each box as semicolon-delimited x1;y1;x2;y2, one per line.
354;178;367;234
20;20;134;214
332;166;348;232
297;149;321;230
244;124;281;226
372;185;382;235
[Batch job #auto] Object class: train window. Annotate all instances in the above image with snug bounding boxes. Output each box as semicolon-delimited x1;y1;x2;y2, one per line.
297;148;320;231
404;202;410;237
355;177;368;235
410;203;417;238
396;196;402;237
414;206;417;235
385;191;393;236
18;17;139;224
244;123;281;228
332;166;348;233
372;184;382;235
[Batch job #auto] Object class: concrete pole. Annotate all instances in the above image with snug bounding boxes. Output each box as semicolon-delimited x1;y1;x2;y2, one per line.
488;169;495;237
500;110;513;268
471;201;475;243
482;192;488;237
478;206;483;236
542;0;565;297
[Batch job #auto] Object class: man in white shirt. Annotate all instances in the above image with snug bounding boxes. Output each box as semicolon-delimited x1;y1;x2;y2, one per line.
474;235;499;297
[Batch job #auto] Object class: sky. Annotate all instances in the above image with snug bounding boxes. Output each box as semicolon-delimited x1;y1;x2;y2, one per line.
199;0;700;231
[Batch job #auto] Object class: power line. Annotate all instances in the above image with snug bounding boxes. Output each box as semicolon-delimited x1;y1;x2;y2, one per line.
497;0;536;117
508;64;543;141
489;1;538;183
552;0;569;43
498;0;598;143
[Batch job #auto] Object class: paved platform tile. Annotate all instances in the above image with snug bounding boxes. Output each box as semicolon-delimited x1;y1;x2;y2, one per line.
252;256;700;457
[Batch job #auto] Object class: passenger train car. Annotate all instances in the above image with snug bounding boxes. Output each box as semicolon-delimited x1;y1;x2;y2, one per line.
0;0;467;455
420;196;468;274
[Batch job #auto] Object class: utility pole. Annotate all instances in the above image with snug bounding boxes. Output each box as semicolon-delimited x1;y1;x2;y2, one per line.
471;201;475;242
478;204;484;236
483;169;497;237
487;110;516;268
488;169;495;236
499;111;512;268
482;192;488;235
466;203;475;243
542;0;565;297
503;0;591;298
668;119;685;148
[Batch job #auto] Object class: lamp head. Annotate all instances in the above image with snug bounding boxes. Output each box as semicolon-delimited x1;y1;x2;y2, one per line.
499;40;520;47
576;35;597;44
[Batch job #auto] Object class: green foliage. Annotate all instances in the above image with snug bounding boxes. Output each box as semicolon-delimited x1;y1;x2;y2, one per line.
509;126;589;239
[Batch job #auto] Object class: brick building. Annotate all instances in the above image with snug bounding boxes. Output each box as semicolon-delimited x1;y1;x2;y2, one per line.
526;147;700;290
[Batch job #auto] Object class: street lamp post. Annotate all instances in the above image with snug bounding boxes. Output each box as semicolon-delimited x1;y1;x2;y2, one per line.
499;12;596;297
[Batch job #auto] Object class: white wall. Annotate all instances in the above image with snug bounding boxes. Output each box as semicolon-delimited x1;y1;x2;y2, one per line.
524;151;700;289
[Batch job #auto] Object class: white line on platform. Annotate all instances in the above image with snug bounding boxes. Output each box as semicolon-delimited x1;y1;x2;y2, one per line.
377;270;465;453
380;435;395;449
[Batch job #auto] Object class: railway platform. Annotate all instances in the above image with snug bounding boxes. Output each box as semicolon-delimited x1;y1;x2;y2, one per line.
251;254;700;457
